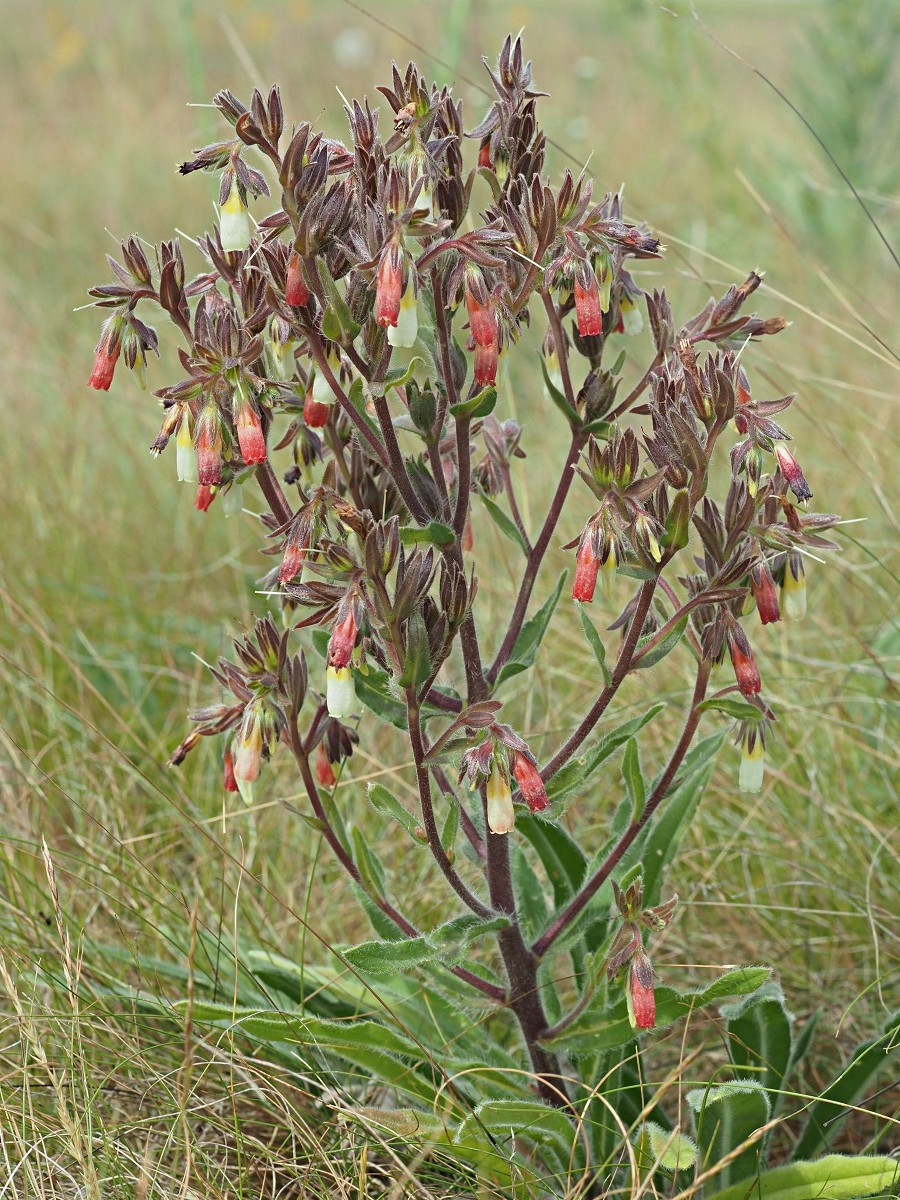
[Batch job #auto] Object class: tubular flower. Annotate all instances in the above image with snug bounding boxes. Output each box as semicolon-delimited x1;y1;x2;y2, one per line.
750;559;780;625
176;412;199;483
87;316;123;390
285;251;309;306
618;292;643;336
194;401;224;486
304;389;331;428
195;484;216;512
233;708;263;787
234;389;266;465
219;175;252;253
727;626;762;697
328;607;358;670
473;340;499;387
326;665;357;720
279;523;308;585
486;759;515;835
376;246;403;329
464;274;498;348
388;278;418;348
512;752;548;814
599;543;618;602
774;444;812;503
627;952;656;1030
573;263;602;337
316;744;337;789
223;744;239;793
573;537;600;603
781;554;807;621
738;727;766;794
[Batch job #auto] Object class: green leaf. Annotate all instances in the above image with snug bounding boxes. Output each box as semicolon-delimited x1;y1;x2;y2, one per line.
697;696;768;721
634;614;689;670
640;730;725;908
512;846;552;943
479;491;529;555
688;1081;771;1191
456;1099;582;1168
398;612;432;688
792;1010;900;1161
580;417;613;437
343;937;433;975
544;967;771;1054
352;826;387;896
425;914;510;965
496;571;567;684
704;1155;899;1200
346;375;383;445
440;801;459;856
382;357;423;392
621;738;646;820
317;258;360;340
354;667;408;729
450;384;497;420
539;355;579;426
367;783;425;845
546;704;666;806
516;816;587;905
634;1121;697;1173
578;606;611;684
398;520;456;547
722;982;794;1118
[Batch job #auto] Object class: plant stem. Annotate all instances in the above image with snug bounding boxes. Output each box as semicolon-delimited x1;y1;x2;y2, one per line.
372;393;430;524
606;351;663;422
452;417;472;537
406;694;494;919
533;658;711;958
304;323;389;467
541;578;657;782
256;460;294;526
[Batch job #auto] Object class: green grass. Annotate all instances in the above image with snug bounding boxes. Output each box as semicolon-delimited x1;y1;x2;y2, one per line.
1;0;897;1194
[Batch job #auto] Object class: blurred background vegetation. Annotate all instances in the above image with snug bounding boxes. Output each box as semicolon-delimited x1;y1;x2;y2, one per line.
0;0;897;1194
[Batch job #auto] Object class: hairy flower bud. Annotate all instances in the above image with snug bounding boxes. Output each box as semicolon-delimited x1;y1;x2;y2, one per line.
87;316;123;390
774;444;812;503
573;537;599;603
328;607;358;669
376;246;403;329
512;751;548;814
316;743;336;789
223;744;239;793
285;250;309;306
465;273;498;348
727;626;762;697
234;388;266;465
627;952;656;1030
573;263;602;338
750;559;780;625
195;401;224;486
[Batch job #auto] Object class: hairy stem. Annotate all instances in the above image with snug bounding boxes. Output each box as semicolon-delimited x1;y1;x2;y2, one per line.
256;460;294;527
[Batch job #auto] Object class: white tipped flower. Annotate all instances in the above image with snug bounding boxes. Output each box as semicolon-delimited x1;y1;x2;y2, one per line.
326;665;357;719
620;293;643;336
738;737;766;794
176;416;198;483
387;281;418;348
486;760;515;835
543;348;564;399
781;558;807;621
219;176;252;253
599;543;617;602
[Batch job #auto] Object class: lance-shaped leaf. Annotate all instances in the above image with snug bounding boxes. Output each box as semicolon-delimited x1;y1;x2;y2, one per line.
688;1081;771;1192
367;782;427;845
450;384;497;420
702;1155;899;1200
318;257;360;341
546;703;666;806
496;571;567;684
721;981;794;1118
479;491;529;555
540;354;579;426
398;521;456;547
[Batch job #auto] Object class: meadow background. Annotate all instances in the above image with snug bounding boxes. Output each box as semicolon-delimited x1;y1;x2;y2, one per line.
0;0;897;1195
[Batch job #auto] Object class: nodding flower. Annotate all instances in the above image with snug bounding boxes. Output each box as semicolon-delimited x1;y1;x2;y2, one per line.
627;952;656;1030
738;725;766;794
315;743;336;789
234;389;266;465
573;262;602;338
233;708;263;787
285;251;309;307
477;138;492;170
486;758;515;835
194;401;224;486
618;292;643;336
304;388;331;428
573;537;600;604
473;340;499;387
223;744;239;793
774;444;812;503
750;559;780;625
328;607;358;670
176;412;199;483
87;316;124;390
727;626;762;697
219;175;252;253
326;665;357;720
781;554;807;621
464;273;498;348
194;483;216;512
512;751;548;814
279;523;308;585
376;245;404;329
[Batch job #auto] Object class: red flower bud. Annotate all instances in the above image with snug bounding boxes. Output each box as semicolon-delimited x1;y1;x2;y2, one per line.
328;608;358;669
573;267;602;338
316;744;336;789
375;247;403;328
234;393;266;465
512;752;549;813
194;484;216;512
774;444;812;503
465;277;498;348
628;953;655;1030
478;139;492;170
87;319;123;390
728;628;762;696
473;340;498;386
279;528;307;585
572;538;599;603
195;402;224;486
304;389;330;428
750;559;780;625
285;251;309;307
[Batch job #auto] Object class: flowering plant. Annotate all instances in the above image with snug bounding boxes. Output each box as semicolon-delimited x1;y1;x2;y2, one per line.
83;37;895;1197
